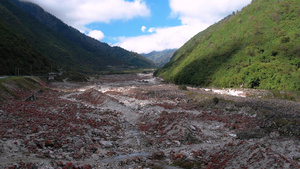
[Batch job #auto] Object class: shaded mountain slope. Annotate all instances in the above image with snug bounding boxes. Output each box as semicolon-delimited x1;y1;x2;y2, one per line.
0;0;154;75
0;7;52;75
0;0;112;73
10;0;155;69
155;0;300;91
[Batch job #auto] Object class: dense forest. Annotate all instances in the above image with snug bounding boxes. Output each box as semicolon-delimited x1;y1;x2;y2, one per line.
155;0;300;91
0;7;52;75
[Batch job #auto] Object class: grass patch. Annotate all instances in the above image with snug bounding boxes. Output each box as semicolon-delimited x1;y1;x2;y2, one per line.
270;90;300;102
0;76;44;100
0;82;18;99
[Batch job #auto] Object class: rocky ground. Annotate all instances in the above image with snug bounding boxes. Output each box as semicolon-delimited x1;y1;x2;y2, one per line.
0;73;299;169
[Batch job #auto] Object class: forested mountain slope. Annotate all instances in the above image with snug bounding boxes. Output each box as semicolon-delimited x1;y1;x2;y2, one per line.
0;0;154;75
10;0;155;70
0;21;52;75
155;0;300;91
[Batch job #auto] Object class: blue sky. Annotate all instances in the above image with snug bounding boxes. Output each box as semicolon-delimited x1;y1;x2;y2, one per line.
85;0;181;44
22;0;252;53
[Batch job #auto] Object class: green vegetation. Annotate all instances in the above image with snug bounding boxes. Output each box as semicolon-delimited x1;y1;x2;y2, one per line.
213;97;219;104
0;0;155;76
270;90;299;101
0;20;53;75
155;0;300;91
178;84;188;90
0;76;42;90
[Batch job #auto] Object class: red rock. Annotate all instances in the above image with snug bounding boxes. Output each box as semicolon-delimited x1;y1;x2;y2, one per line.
44;139;54;147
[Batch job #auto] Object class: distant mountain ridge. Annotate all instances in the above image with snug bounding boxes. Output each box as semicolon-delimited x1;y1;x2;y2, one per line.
155;0;300;91
142;49;176;67
0;0;154;75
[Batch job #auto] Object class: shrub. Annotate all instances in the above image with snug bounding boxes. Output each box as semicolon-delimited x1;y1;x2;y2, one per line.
213;97;219;104
178;85;188;90
248;77;260;88
281;36;290;43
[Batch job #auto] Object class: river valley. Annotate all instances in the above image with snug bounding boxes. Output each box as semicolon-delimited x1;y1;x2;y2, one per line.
0;73;300;169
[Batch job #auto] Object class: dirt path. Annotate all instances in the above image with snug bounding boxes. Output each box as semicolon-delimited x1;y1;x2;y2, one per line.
0;73;299;168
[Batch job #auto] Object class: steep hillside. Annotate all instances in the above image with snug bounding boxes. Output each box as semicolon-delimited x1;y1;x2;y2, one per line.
155;0;300;91
142;49;177;67
0;0;154;75
0;0;110;73
10;0;155;69
0;20;52;75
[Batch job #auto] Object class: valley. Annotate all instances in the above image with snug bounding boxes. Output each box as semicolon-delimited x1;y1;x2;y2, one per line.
0;74;299;168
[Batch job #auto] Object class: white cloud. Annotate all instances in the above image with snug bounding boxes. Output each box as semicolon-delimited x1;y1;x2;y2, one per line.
115;23;209;53
148;27;156;33
21;0;150;31
116;0;252;53
141;26;147;32
169;0;252;25
88;30;105;40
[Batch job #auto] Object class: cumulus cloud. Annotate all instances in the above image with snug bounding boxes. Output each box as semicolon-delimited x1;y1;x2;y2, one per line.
141;26;147;32
21;0;150;31
115;24;209;53
116;0;251;53
88;30;105;40
148;27;156;33
169;0;251;25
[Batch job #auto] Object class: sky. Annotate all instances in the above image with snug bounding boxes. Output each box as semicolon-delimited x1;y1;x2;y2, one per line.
21;0;252;54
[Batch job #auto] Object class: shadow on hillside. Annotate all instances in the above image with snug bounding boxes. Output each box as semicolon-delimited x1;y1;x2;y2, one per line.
173;41;241;86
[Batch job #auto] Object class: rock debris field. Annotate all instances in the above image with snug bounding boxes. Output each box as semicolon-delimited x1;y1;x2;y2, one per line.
0;73;300;169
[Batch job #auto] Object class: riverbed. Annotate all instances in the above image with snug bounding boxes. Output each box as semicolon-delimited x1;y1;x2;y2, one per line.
0;73;299;168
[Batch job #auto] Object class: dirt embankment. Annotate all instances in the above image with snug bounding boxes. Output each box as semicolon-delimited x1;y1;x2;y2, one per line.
0;73;299;169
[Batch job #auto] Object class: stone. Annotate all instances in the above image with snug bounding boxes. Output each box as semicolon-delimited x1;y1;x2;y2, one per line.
152;151;165;160
190;125;196;131
25;94;38;101
91;154;99;160
174;140;181;147
100;141;113;148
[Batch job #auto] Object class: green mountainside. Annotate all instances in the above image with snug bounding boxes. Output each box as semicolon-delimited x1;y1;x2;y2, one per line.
0;0;154;75
9;0;155;70
0;1;54;75
142;49;177;67
155;0;300;91
0;21;53;75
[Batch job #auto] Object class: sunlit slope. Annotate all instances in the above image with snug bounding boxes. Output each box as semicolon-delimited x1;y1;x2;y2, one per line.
155;0;300;91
